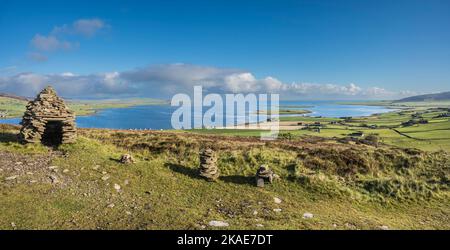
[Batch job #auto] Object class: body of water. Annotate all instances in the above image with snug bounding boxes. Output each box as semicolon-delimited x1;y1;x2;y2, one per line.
0;101;393;130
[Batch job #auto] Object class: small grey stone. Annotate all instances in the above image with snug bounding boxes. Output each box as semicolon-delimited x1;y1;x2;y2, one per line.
5;175;18;181
208;220;229;227
303;212;314;219
256;178;265;187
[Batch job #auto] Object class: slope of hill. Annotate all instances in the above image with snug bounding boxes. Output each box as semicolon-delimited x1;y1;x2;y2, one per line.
0;124;448;229
395;91;450;102
0;93;30;102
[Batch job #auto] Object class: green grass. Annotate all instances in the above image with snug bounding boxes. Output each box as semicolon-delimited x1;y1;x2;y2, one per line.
277;109;311;115
0;126;448;229
189;129;266;137
0;100;449;229
0;97;27;118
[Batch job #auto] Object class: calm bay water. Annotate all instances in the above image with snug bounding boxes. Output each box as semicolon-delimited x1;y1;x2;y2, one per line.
0;101;393;130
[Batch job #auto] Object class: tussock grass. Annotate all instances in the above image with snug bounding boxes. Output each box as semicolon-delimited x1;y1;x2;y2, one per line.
0;125;449;229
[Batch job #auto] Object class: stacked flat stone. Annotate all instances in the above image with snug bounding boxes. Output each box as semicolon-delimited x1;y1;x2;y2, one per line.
19;86;76;144
199;148;219;181
255;164;274;187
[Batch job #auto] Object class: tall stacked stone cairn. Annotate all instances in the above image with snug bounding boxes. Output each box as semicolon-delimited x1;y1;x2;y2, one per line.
255;164;274;187
199;148;219;181
19;86;76;144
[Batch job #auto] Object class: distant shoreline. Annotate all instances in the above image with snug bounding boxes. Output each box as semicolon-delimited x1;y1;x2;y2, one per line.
0;97;169;119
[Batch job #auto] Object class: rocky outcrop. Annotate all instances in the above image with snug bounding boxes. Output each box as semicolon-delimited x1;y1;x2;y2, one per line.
19;86;76;145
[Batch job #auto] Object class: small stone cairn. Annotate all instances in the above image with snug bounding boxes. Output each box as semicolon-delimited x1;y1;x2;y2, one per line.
120;154;135;164
199;148;219;181
255;164;275;187
19;86;76;144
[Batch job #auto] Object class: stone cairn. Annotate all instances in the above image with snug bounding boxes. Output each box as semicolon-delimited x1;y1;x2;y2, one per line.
255;164;275;187
199;148;219;181
120;154;135;164
19;86;76;144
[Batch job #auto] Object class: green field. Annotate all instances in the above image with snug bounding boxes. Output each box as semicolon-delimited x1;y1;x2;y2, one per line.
191;107;450;152
338;100;450;108
0;97;26;118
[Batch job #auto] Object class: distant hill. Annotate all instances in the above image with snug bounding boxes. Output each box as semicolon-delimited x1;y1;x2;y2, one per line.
0;93;29;102
395;91;450;102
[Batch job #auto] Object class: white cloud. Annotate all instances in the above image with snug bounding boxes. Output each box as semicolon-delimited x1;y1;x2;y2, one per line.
28;18;107;61
60;72;76;77
72;18;106;36
282;82;363;96
51;18;107;37
0;72;128;98
222;73;284;93
0;63;416;100
224;73;259;92
31;34;74;51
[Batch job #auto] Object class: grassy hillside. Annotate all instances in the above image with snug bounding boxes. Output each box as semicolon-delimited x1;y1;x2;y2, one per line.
0;124;448;229
0;97;26;118
396;91;450;103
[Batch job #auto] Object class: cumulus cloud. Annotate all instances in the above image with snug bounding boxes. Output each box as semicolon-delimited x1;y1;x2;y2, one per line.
281;82;363;96
0;63;415;100
0;71;129;98
72;19;106;36
28;18;107;60
52;18;107;37
31;34;75;51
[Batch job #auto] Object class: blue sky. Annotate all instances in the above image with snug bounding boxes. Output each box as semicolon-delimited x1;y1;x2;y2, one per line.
0;0;449;99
